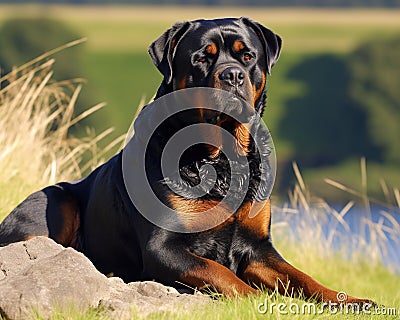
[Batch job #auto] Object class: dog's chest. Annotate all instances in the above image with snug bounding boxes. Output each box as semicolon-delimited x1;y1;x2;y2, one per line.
185;200;271;272
186;220;251;273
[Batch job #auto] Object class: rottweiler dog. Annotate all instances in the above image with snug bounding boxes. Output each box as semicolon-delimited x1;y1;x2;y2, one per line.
0;17;371;304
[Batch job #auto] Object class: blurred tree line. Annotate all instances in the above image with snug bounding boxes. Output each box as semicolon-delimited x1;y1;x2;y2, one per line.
277;36;400;168
0;18;83;81
0;0;400;6
350;38;400;164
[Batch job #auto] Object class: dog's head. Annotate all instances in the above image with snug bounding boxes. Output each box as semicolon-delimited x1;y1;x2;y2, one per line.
148;18;281;156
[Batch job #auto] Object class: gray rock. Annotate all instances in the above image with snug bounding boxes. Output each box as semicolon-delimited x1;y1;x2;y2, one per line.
0;237;110;319
103;280;208;318
0;236;64;280
0;237;209;320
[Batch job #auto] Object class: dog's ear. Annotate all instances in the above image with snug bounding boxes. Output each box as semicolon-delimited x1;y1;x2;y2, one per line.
148;22;191;85
240;17;282;74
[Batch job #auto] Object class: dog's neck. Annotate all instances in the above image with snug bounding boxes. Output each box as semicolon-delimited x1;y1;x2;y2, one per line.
154;81;172;99
159;121;272;203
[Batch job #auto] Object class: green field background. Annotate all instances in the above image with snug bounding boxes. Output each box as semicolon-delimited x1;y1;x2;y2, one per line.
1;5;399;202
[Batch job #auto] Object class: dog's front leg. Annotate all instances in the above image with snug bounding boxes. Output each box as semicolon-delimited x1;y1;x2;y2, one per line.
179;252;258;296
241;240;373;304
144;232;257;297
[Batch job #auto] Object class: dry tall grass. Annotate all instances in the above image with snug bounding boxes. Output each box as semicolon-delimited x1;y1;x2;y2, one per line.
0;41;123;218
273;160;400;273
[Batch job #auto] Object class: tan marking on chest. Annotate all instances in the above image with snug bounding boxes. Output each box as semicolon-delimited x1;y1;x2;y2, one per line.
168;194;271;237
167;194;234;231
236;199;271;239
179;75;187;89
233;123;251;156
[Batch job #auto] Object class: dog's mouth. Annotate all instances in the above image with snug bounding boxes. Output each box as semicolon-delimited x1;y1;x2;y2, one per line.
204;90;255;126
231;89;247;102
196;80;255;157
199;107;253;158
168;78;255;157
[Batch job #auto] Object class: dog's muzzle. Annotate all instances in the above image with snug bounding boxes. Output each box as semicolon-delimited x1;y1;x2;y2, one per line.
218;66;245;88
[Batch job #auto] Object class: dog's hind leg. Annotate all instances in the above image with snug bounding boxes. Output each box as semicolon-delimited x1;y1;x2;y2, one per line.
0;184;80;248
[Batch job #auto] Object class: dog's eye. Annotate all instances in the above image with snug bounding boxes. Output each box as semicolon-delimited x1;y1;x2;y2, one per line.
243;53;253;61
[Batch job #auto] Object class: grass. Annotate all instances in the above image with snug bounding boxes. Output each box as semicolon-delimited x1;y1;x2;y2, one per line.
81;51;160;133
37;287;399;320
0;41;123;218
32;261;400;319
302;158;400;203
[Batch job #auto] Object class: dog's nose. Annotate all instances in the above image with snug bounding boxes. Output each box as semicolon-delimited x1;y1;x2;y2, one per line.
219;67;245;87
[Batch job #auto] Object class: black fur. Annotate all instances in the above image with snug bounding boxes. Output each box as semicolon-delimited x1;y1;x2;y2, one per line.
1;18;371;305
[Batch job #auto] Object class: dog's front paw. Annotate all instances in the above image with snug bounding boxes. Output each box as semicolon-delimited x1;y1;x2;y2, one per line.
343;296;377;308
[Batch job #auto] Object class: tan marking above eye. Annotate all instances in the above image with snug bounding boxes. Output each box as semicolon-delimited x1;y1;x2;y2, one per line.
205;43;218;55
233;40;245;53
